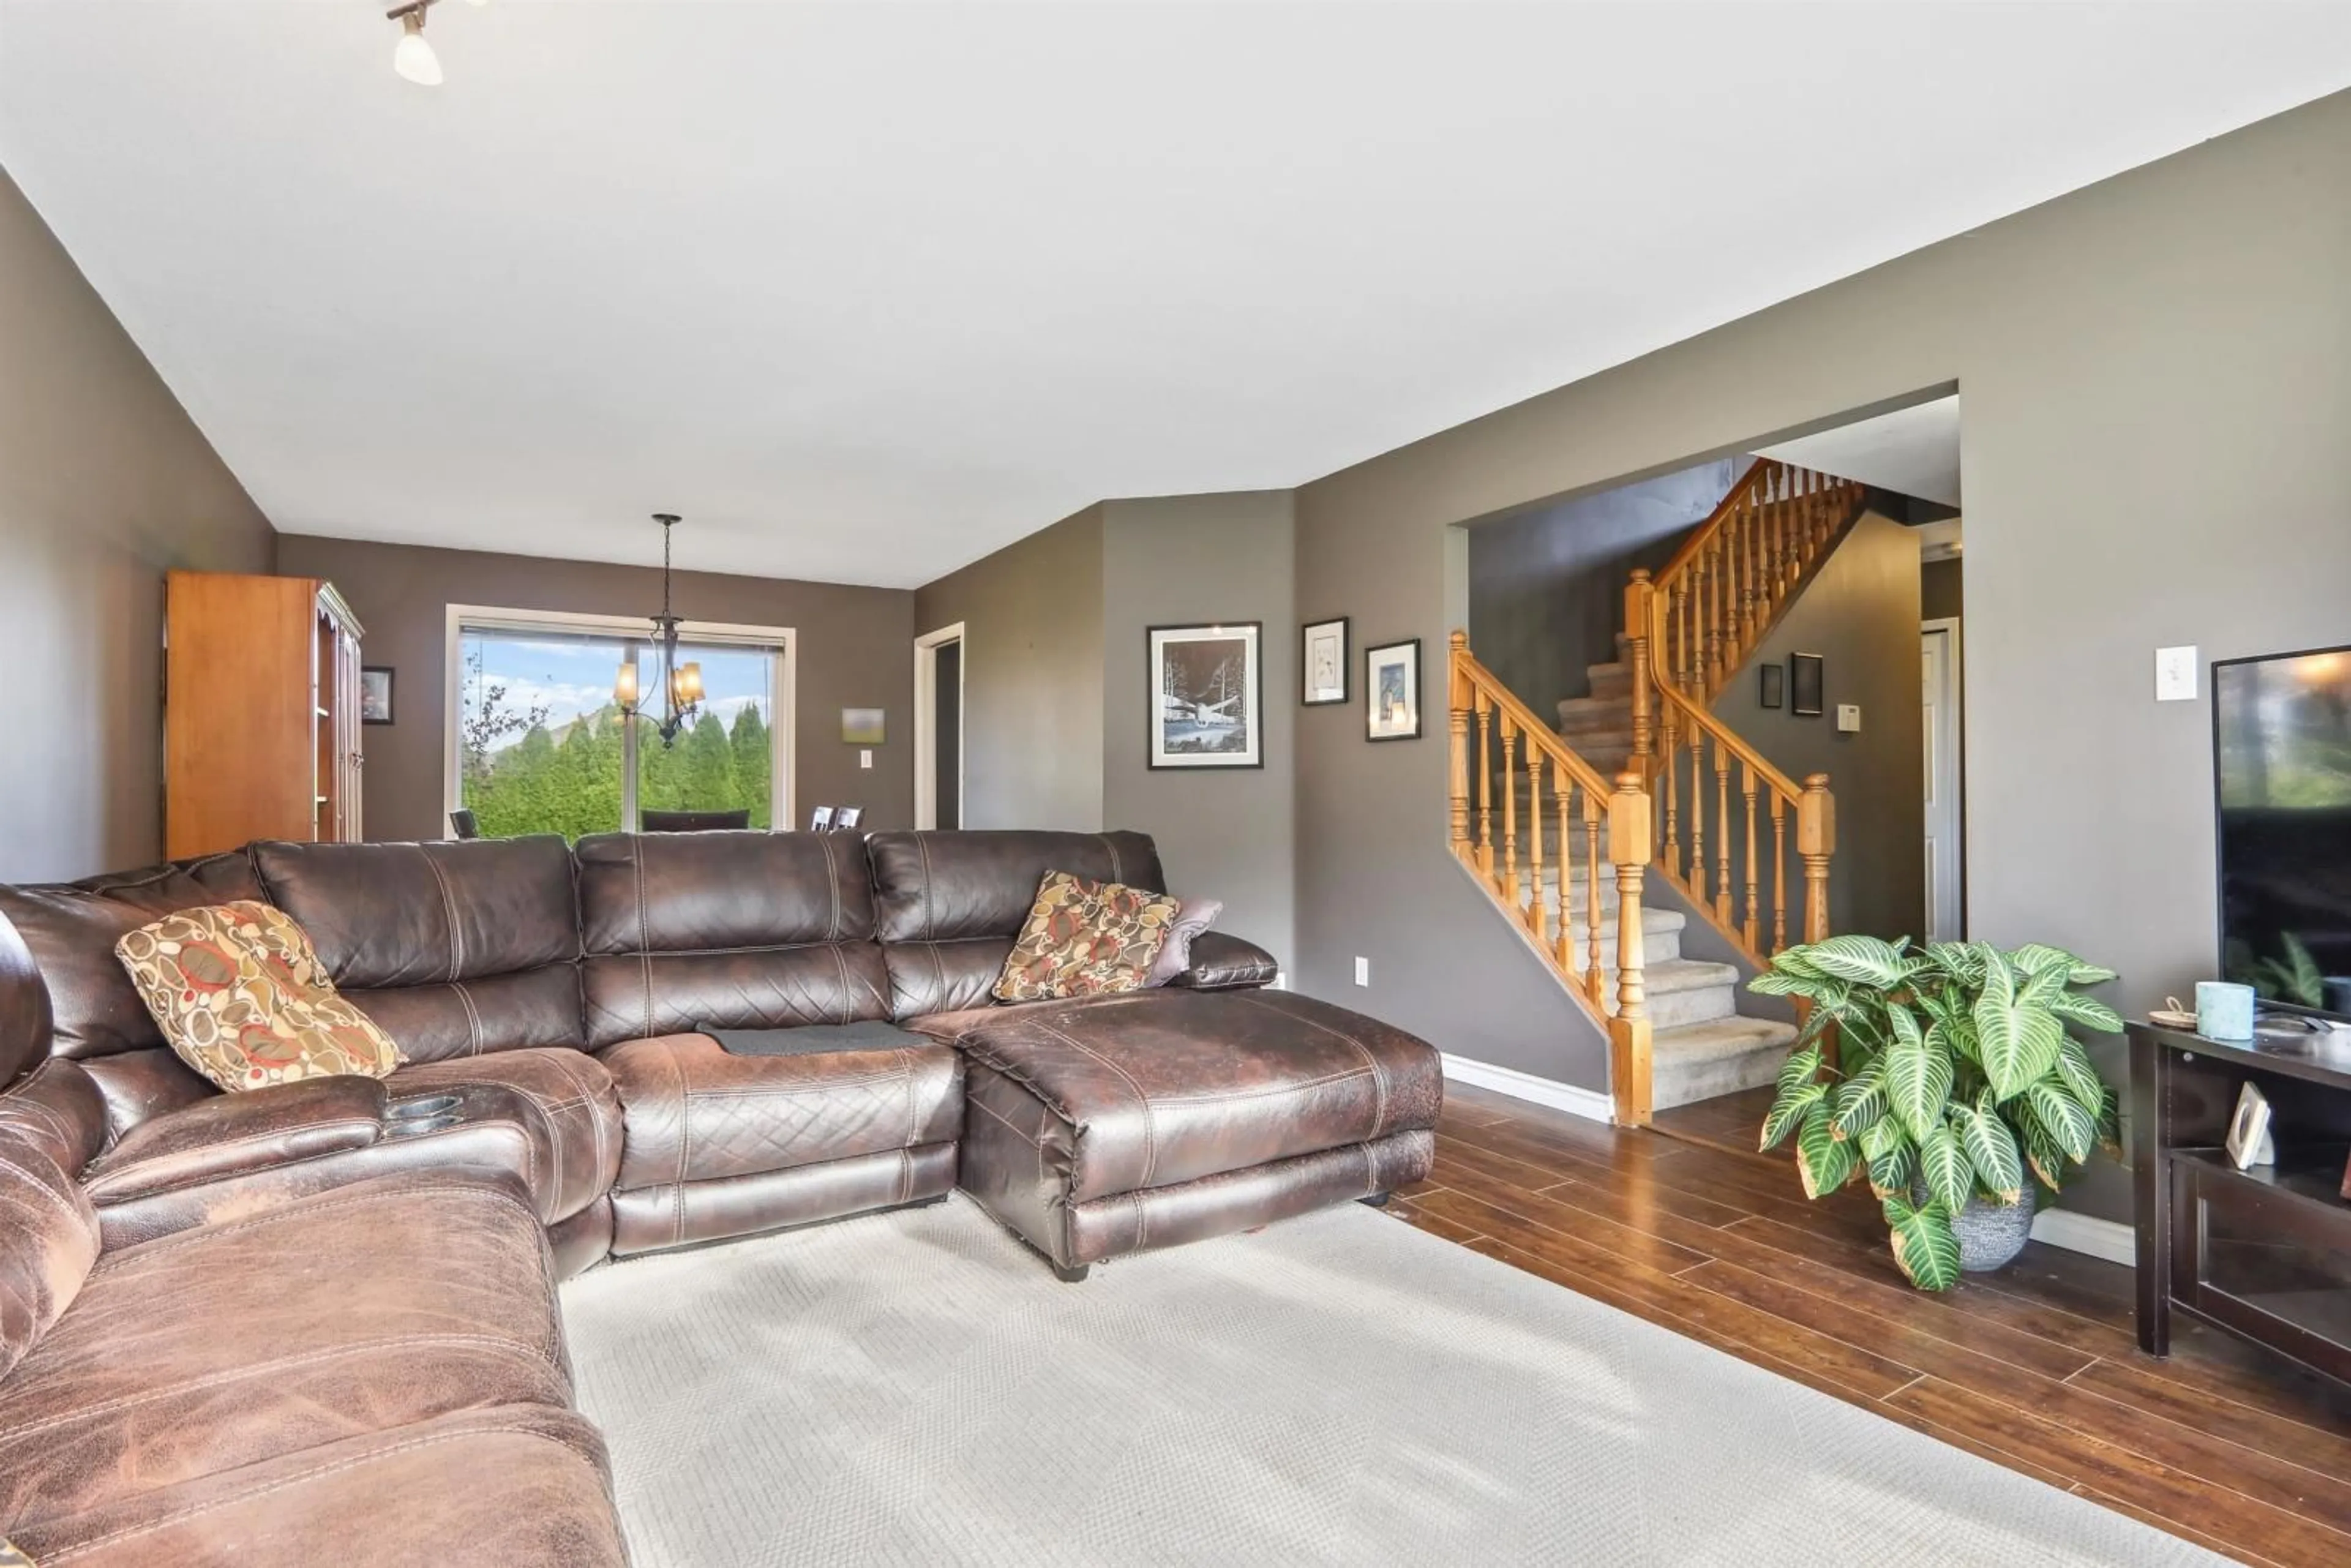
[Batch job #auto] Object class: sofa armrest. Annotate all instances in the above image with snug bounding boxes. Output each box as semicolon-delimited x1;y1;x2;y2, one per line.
81;1076;387;1204
1171;931;1280;991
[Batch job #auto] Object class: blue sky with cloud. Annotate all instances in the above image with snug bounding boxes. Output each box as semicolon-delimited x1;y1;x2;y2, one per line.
464;632;772;749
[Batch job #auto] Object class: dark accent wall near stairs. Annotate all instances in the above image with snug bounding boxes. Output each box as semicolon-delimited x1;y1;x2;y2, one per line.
1711;512;1927;942
1467;459;1739;724
0;170;276;881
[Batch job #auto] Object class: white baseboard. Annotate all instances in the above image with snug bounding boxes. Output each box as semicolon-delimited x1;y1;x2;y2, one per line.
2027;1207;2136;1267
1441;1053;1615;1123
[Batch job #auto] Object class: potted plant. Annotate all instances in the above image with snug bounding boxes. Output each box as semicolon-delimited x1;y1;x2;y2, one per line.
1752;936;2122;1291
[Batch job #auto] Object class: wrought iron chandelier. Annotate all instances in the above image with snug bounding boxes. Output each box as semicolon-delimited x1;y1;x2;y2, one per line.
613;513;703;749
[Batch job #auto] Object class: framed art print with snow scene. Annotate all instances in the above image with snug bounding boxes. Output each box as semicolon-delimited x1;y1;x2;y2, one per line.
1147;622;1263;770
1365;638;1421;741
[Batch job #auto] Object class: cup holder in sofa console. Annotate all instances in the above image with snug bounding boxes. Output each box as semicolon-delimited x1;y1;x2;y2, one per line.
382;1112;465;1139
387;1094;463;1120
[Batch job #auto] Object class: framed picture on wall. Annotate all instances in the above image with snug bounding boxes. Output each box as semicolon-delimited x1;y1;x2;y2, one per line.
1148;622;1263;770
1789;653;1824;717
1365;638;1422;741
1302;617;1349;705
360;667;395;726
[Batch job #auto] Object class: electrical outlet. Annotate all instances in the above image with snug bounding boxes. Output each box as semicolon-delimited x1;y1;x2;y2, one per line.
2156;646;2199;702
1353;956;1370;987
859;749;873;769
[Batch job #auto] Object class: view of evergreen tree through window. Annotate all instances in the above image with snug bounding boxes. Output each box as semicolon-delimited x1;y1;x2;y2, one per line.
459;626;780;839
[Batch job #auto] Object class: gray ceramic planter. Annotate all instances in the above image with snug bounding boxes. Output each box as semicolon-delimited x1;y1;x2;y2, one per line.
1913;1182;2035;1273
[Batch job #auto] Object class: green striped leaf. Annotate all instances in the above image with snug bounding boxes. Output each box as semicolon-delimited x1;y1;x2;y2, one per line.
1919;1123;1973;1214
2055;1037;2107;1112
1833;1059;1889;1139
2047;991;2124;1035
2025;1081;2098;1164
2009;942;2118;986
1975;960;2063;1099
1883;1015;1952;1144
1760;1081;1825;1150
1883;1195;1961;1291
1924;942;1987;986
1953;1100;2024;1204
1796;935;1918;988
1795;1101;1859;1199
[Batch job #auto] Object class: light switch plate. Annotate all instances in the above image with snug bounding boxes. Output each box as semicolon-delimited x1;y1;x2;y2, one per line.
2156;646;2199;702
1353;956;1370;987
859;749;873;769
1835;703;1862;733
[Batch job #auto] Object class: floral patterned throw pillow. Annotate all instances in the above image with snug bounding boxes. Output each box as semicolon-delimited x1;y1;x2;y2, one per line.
114;901;403;1092
993;871;1182;1003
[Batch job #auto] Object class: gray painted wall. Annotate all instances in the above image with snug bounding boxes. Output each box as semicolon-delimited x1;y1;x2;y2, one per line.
912;506;1106;833
1468;459;1738;720
0;169;276;882
1712;512;1927;942
1921;557;1965;623
275;535;915;844
1101;493;1297;970
1295;89;2351;1220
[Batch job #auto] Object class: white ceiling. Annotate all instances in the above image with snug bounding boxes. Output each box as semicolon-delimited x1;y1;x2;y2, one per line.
2;4;2345;588
1759;395;1961;508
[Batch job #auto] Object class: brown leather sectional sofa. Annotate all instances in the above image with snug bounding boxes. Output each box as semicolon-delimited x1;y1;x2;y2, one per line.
0;829;1441;1565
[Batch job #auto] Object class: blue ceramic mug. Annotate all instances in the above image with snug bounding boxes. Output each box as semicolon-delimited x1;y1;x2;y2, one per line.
2195;980;2256;1041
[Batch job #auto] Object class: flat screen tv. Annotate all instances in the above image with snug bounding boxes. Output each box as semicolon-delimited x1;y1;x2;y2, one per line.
2214;643;2351;1023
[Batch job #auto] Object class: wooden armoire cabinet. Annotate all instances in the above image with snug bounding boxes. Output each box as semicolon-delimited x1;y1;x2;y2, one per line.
164;572;366;858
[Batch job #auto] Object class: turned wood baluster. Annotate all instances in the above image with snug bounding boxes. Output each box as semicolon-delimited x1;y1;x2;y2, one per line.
1448;634;1472;862
1584;782;1605;1006
1624;571;1654;770
1524;748;1546;943
1742;760;1760;950
1771;792;1788;955
1713;738;1733;925
1812;469;1831;552
1659;703;1681;875
1738;489;1760;652
1475;689;1494;879
1705;537;1727;694
1799;773;1834;943
1500;716;1520;908
1556;782;1577;973
1685;721;1705;901
1671;577;1692;696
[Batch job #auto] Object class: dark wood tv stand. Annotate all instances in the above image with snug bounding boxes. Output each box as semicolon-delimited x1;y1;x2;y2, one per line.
2131;1019;2351;1386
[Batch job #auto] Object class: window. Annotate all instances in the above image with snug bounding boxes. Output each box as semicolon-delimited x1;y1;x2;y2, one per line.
446;608;793;838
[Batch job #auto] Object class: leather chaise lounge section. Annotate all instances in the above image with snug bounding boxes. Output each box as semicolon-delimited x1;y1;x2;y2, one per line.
0;826;1439;1562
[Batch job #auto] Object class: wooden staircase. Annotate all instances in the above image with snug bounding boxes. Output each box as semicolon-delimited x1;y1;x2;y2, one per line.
1450;456;1869;1124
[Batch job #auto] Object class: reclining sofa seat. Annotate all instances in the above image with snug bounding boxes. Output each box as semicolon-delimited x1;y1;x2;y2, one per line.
0;902;628;1566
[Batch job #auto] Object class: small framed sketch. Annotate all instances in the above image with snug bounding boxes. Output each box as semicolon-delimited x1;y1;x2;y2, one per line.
809;806;836;831
360;666;396;726
1148;622;1263;770
1789;653;1825;718
1302;617;1349;705
1365;638;1422;741
1758;663;1784;710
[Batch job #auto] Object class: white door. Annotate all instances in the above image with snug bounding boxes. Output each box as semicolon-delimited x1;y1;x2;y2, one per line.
1921;620;1963;941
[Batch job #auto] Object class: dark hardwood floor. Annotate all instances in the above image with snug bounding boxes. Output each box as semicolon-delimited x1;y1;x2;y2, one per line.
1386;1081;2351;1567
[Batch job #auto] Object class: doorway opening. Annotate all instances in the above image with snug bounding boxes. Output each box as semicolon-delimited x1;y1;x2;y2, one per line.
915;623;965;830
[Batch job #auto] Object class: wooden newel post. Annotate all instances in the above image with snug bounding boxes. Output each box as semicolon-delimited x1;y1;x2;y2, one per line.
1623;569;1654;770
1448;631;1472;861
1797;773;1834;945
1607;770;1653;1128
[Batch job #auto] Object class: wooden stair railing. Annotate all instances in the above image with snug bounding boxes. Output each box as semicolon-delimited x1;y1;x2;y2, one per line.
1650;457;1869;707
1449;631;1656;1126
1626;571;1834;972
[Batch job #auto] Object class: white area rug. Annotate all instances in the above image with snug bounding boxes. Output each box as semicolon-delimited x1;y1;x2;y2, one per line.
560;1196;2220;1567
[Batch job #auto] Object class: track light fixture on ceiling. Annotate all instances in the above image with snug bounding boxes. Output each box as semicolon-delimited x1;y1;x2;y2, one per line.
385;0;486;89
613;514;705;749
